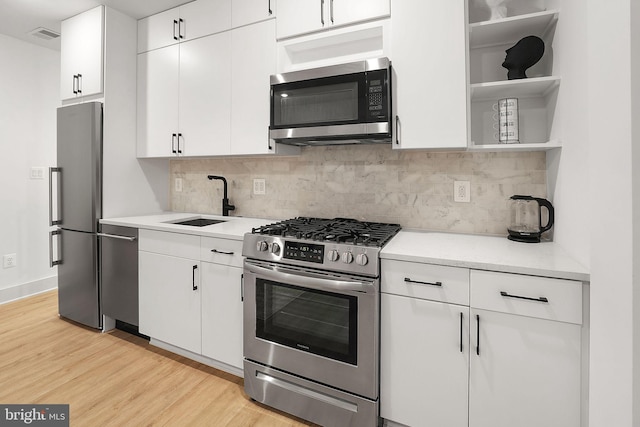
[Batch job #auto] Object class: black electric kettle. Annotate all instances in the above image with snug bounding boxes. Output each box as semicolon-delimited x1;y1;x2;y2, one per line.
507;195;554;243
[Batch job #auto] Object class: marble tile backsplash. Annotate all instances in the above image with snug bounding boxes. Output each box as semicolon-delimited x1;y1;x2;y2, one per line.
170;145;546;236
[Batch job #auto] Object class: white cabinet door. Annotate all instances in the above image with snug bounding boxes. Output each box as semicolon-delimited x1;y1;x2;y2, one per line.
60;5;104;100
136;45;180;158
139;251;201;354
180;0;232;40
201;262;243;369
137;8;179;53
330;0;390;27
232;0;276;28
469;309;581;427
277;0;326;39
230;20;276;155
138;0;232;53
390;0;468;149
179;32;232;156
380;294;469;427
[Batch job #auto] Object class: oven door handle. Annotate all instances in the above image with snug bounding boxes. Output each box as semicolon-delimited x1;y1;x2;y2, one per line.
244;262;375;294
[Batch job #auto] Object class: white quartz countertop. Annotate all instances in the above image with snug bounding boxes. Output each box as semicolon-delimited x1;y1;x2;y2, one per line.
381;231;590;282
100;212;274;241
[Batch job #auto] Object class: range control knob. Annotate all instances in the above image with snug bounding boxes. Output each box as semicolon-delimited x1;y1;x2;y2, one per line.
342;252;354;264
328;250;340;262
271;242;281;255
256;240;269;252
356;253;369;266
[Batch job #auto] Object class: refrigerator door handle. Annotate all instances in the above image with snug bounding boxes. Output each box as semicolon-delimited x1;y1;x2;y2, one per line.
49;167;62;226
49;229;62;267
97;233;136;242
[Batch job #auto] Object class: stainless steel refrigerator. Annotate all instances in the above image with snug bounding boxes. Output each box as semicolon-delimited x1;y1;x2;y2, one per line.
49;102;103;329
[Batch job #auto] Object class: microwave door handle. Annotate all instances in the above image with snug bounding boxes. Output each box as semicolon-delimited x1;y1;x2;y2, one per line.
244;262;374;293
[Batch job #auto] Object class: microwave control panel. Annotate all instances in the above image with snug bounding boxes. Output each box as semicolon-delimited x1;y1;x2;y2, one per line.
366;69;388;121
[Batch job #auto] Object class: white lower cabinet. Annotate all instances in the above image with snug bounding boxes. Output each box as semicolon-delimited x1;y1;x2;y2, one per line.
201;262;243;370
380;261;585;427
139;230;245;374
380;294;469;427
469;309;581;427
139;250;201;354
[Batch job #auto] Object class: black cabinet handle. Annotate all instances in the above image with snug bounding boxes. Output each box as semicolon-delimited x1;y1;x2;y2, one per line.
173;19;179;40
330;0;334;24
72;75;78;94
171;133;177;154
240;273;244;302
177;133;183;154
268;0;273;15
500;291;549;303
476;314;480;356
211;249;234;255
192;265;198;290
404;277;442;287
459;312;463;353
179;18;185;39
320;0;325;26
395;115;400;145
77;74;82;94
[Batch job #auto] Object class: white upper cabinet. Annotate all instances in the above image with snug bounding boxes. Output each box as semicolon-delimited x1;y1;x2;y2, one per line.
232;0;276;28
230;20;276;155
329;0;390;27
390;0;468;150
277;0;390;39
137;32;232;158
137;0;232;53
60;5;104;101
136;45;180;158
179;32;232;156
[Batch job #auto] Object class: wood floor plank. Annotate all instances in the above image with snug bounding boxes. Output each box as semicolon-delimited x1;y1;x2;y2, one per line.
0;290;316;426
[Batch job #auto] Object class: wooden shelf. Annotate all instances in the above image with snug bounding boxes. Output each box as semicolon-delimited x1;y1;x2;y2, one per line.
468;139;562;152
469;9;559;49
470;76;560;101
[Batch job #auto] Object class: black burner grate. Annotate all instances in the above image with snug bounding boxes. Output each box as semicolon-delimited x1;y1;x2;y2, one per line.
252;217;401;247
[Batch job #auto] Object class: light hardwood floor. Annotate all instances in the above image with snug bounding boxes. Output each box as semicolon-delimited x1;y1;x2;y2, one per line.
0;290;316;426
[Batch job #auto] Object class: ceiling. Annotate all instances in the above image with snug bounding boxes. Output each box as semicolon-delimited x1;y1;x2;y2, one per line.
0;0;191;50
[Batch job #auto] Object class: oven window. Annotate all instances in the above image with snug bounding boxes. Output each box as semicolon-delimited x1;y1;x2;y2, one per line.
256;278;358;365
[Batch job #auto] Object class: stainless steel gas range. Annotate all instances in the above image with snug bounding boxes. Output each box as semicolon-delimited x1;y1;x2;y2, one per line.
242;217;401;427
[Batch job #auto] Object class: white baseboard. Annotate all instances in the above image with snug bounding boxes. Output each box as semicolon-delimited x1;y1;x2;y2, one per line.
0;276;57;305
149;338;244;378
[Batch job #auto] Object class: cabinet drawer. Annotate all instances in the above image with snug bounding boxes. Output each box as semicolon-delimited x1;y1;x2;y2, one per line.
200;237;243;267
381;260;469;306
139;229;200;259
470;270;583;324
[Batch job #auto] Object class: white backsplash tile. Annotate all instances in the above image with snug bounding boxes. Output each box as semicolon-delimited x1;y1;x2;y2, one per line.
170;145;546;236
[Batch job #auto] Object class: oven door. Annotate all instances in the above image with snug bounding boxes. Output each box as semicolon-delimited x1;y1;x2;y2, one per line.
243;259;378;400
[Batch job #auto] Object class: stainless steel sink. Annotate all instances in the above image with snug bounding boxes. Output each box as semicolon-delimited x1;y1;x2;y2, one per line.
171;218;226;227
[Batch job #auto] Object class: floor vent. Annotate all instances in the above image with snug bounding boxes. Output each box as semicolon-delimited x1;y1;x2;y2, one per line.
28;27;60;40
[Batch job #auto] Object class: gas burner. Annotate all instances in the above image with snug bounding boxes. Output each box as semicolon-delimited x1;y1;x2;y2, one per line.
252;217;401;248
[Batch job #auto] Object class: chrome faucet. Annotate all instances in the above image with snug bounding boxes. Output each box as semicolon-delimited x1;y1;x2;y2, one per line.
207;175;235;216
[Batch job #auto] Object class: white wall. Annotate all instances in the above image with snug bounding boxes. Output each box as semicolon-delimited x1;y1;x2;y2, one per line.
587;1;636;426
0;35;60;299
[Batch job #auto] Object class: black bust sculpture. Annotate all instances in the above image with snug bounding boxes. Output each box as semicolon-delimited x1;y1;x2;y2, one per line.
502;35;545;80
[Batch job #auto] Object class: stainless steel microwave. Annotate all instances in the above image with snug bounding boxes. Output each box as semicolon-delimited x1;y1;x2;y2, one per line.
269;57;391;146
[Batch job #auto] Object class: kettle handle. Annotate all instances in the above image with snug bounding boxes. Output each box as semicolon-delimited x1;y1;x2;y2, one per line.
536;198;555;234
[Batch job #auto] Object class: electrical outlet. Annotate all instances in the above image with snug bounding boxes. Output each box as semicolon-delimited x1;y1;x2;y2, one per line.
3;253;16;268
30;167;44;180
174;178;183;192
253;179;266;195
454;181;471;203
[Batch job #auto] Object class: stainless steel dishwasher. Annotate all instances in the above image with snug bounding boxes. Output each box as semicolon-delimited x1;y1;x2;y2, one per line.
99;225;139;330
